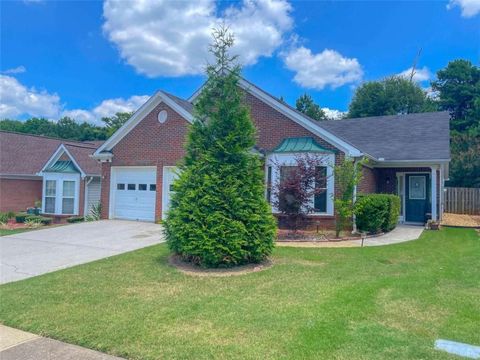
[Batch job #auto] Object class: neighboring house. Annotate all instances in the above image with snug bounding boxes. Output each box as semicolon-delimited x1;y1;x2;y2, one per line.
92;77;450;227
0;131;102;217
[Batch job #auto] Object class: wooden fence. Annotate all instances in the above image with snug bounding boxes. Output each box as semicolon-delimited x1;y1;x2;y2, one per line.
445;187;480;215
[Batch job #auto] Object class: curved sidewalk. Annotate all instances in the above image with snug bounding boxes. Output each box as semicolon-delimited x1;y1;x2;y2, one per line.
277;225;424;248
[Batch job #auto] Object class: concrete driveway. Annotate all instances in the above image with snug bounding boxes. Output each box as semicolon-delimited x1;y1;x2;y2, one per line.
0;220;164;284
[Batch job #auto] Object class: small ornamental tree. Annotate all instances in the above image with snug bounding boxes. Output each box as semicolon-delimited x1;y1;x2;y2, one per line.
333;158;364;238
164;27;276;268
272;154;329;231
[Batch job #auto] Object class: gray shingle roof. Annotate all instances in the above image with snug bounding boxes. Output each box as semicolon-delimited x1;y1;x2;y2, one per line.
0;131;102;176
319;112;451;161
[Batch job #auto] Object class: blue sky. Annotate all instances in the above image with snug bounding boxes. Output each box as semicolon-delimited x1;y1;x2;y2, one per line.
1;0;478;124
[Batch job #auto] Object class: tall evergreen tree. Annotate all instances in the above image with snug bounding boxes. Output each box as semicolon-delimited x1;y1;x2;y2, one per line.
164;27;276;268
431;59;480;132
295;93;327;121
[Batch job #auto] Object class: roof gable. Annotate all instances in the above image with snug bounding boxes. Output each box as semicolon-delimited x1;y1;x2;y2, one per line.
93;91;194;156
39;144;87;177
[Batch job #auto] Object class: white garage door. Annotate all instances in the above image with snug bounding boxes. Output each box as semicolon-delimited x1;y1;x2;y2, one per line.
111;167;157;222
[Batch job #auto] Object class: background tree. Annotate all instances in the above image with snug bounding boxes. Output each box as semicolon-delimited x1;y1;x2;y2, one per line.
431;60;480;187
101;112;133;137
296;93;327;121
348;76;437;118
0;117;109;141
432;59;480;132
164;27;276;268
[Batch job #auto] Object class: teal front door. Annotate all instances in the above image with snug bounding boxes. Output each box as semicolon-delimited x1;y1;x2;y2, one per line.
405;174;430;223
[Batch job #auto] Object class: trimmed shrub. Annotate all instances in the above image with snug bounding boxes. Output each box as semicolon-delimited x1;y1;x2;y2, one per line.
15;213;28;223
355;194;400;234
26;215;52;225
67;216;85;223
385;195;401;231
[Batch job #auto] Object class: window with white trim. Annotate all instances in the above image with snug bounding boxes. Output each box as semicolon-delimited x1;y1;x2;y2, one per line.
45;180;56;213
314;166;327;213
62;180;75;214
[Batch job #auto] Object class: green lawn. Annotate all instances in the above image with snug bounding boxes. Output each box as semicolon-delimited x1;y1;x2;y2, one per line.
0;228;478;359
0;227;36;236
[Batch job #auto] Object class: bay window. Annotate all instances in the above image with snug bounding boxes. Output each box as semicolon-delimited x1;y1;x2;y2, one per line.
42;174;79;215
267;153;334;216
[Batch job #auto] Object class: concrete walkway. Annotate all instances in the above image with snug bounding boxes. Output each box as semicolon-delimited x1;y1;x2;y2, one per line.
1;220;164;284
0;325;123;359
277;225;424;248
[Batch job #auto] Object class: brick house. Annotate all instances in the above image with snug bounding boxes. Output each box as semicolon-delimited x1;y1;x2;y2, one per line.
92;77;450;227
0;131;102;217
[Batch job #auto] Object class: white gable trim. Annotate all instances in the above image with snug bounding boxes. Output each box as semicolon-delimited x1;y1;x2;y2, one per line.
189;79;363;157
93;91;194;157
38;144;86;178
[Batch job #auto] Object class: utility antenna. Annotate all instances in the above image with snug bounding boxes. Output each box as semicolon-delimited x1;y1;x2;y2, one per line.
409;48;423;82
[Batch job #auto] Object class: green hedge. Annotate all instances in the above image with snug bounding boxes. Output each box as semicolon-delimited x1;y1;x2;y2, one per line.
16;213;52;225
66;216;84;223
355;194;401;234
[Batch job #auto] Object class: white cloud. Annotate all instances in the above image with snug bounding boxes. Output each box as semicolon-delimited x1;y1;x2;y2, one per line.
2;66;27;74
0;74;147;124
102;0;293;77
447;0;480;17
63;96;149;125
0;75;61;118
398;66;431;82
61;109;96;123
282;47;363;90
322;107;345;120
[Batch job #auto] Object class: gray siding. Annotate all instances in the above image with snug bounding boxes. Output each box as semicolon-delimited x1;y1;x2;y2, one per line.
86;177;101;215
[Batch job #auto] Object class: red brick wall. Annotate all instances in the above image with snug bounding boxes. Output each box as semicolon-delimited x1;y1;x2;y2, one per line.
100;91;345;224
359;166;377;194
0;178;42;212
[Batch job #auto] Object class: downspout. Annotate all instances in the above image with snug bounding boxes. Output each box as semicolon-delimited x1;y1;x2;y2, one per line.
352;157;359;234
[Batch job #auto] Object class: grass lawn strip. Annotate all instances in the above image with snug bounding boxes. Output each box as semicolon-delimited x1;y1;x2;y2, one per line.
0;228;478;359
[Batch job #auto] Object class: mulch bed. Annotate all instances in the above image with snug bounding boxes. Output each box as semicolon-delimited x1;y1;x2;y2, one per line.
276;229;383;242
168;255;273;277
441;213;480;228
0;219;31;230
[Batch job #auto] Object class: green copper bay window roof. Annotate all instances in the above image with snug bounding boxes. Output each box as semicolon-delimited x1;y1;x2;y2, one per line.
273;137;335;153
44;160;79;173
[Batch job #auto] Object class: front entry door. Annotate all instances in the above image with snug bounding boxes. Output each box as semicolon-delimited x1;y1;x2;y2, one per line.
405;174;429;223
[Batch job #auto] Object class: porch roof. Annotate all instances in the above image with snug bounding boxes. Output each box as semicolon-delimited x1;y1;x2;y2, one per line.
273;137;335;153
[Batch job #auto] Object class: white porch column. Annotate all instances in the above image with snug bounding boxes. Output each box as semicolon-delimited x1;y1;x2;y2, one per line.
431;166;438;221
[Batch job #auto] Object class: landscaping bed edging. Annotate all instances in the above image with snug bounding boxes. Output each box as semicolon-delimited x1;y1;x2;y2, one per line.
168;255;273;277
